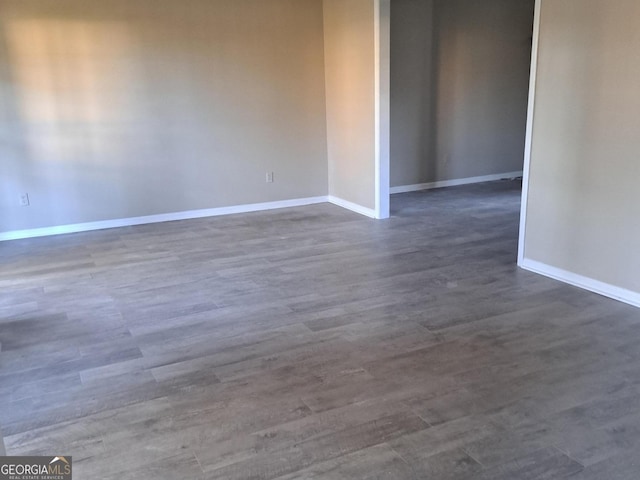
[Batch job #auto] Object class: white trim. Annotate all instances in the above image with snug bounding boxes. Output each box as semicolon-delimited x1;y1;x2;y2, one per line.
518;0;542;265
374;0;391;220
389;171;523;195
0;196;328;242
521;258;640;309
327;195;376;219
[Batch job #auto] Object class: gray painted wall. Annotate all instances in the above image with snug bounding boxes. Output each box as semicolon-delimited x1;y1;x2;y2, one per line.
390;0;534;188
0;0;328;233
523;0;640;294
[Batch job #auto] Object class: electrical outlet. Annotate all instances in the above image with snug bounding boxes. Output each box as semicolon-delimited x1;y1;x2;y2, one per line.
266;172;274;183
19;193;30;207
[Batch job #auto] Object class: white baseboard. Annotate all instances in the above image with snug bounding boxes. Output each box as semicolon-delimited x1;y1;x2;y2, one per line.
327;196;376;219
520;258;640;309
0;196;328;242
390;171;523;195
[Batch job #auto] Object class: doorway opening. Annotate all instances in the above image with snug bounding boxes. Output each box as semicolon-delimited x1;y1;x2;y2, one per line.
386;0;537;255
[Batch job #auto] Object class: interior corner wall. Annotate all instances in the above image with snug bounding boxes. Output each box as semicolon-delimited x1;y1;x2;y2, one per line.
522;0;640;299
0;0;328;235
390;0;534;188
323;0;376;212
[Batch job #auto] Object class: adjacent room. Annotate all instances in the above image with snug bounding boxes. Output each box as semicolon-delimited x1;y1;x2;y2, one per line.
390;0;533;195
1;1;639;479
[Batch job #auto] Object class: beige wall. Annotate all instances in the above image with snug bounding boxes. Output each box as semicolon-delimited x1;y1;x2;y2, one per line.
0;0;328;233
390;0;534;187
523;0;640;293
323;0;376;210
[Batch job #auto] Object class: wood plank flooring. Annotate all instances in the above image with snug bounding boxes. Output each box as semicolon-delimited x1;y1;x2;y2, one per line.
1;180;640;479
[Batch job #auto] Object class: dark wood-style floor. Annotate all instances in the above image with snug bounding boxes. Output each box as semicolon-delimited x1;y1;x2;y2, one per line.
2;181;640;479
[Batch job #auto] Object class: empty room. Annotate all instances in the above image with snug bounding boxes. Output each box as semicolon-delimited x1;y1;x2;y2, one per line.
1;0;640;479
